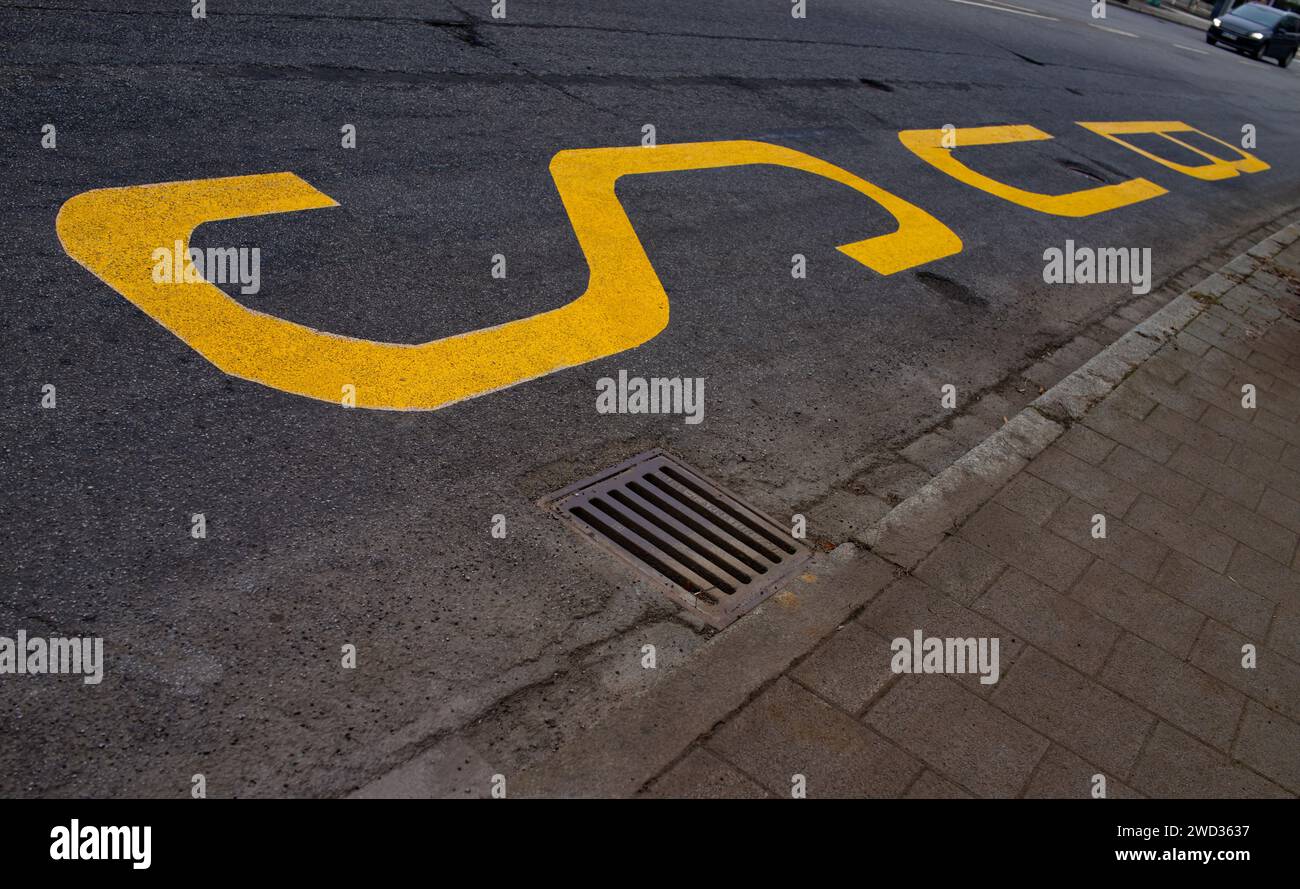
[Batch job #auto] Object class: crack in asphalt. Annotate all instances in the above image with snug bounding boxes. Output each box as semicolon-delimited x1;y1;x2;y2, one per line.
0;61;1196;99
0;3;1002;62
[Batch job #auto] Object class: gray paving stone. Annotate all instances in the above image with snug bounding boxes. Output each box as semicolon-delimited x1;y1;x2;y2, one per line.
1192;492;1297;566
1172;329;1211;357
1258;488;1300;536
1177;366;1253;417
1252;410;1300;446
859;577;1023;696
1164;342;1233;387
641;747;771;799
1201;404;1286;460
865;676;1049;798
1167;444;1264;510
1084;403;1179;463
1130;723;1289;799
1022;743;1143;799
912;535;1008;606
1123;494;1236;573
1227;542;1300;605
1142;353;1188;386
1145;404;1234;461
1228;443;1300;504
1189;620;1300;724
790;622;897;715
1046;496;1170;583
1234;701;1300;794
903;769;973;799
707;677;921;799
960;501;1093;592
992;647;1154;777
1104;383;1159;421
1071;560;1204;658
1153;553;1275;638
1101;634;1245;752
1056;422;1117;465
1201;346;1261;384
995;471;1069;525
1267;598;1300;663
1129;370;1209;421
1101;444;1205;514
974;569;1118;676
1185;317;1252;361
1281;443;1300;476
1026;446;1139;516
1190;309;1229;335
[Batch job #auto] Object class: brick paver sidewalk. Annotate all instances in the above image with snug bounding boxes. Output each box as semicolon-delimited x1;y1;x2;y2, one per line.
515;223;1300;798
637;230;1300;799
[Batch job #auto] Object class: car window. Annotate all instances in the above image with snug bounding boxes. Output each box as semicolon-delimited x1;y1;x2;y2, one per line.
1233;4;1286;26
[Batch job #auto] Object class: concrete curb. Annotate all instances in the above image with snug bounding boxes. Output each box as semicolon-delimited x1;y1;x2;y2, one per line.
512;219;1300;798
1113;0;1210;31
867;221;1300;569
513;543;895;797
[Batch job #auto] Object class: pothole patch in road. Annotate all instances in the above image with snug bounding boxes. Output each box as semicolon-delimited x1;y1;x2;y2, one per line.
541;450;810;629
914;271;988;308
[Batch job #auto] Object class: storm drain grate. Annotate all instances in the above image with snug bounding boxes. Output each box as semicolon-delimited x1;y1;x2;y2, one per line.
542;450;812;629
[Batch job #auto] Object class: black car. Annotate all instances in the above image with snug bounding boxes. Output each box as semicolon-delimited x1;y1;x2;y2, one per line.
1207;2;1300;67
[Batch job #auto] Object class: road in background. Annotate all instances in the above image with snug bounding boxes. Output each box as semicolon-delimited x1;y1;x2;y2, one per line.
3;0;1299;796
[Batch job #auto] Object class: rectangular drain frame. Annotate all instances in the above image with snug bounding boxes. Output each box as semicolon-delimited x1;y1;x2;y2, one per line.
541;449;812;629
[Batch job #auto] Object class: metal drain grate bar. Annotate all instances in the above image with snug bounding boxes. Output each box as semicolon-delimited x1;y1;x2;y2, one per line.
542;450;811;628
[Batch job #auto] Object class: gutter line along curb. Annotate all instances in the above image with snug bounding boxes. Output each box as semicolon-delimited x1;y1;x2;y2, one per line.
511;219;1300;798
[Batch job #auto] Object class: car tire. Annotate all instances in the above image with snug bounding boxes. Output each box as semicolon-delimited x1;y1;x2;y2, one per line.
1206;34;1215;45
1282;48;1297;68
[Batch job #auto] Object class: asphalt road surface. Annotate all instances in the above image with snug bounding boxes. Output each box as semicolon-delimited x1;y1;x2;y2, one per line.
4;0;1300;797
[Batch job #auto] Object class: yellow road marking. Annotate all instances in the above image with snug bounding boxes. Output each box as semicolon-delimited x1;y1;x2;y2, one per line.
1076;121;1269;181
57;141;961;411
898;124;1166;217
